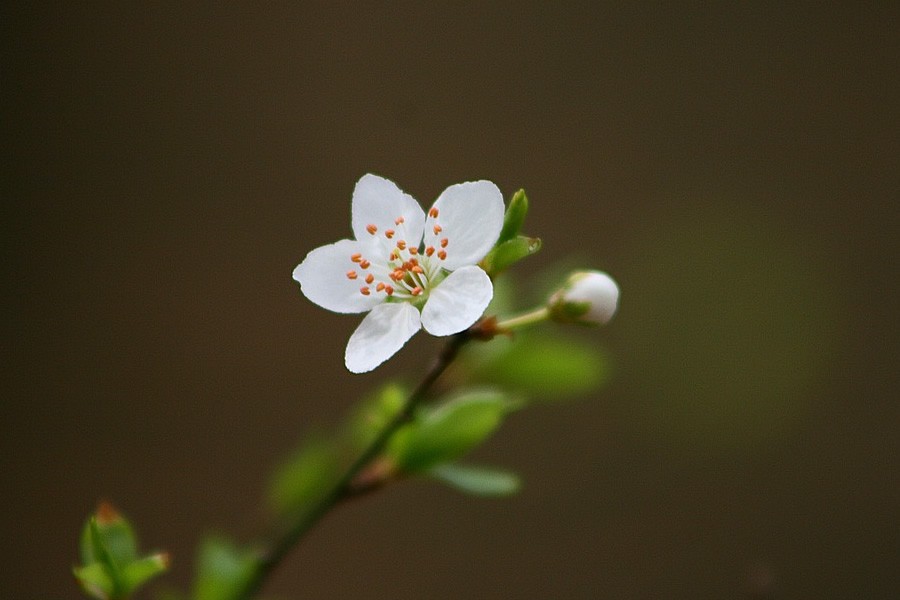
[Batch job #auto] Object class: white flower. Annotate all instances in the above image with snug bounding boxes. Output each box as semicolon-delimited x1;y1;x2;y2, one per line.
549;271;619;325
293;174;505;373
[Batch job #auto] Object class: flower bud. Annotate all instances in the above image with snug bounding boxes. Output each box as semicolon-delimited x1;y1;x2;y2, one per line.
549;271;619;325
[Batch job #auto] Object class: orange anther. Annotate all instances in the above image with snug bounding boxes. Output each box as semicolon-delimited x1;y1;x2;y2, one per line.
433;225;442;235
359;259;371;269
395;216;405;225
385;229;395;239
425;246;435;257
366;224;377;235
385;285;394;296
375;282;385;291
396;240;407;250
411;286;423;296
411;265;424;274
360;287;371;295
346;270;358;279
365;273;374;284
408;247;418;255
440;238;449;248
409;258;419;266
351;253;362;263
429;207;439;218
438;250;447;260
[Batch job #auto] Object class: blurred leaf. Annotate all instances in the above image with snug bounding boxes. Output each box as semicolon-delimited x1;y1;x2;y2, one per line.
80;503;137;568
269;437;341;515
122;553;169;591
192;538;256;600
75;503;168;600
497;188;529;244
471;332;610;399
73;562;114;600
480;236;542;276
429;463;521;497
388;390;515;473
348;382;406;449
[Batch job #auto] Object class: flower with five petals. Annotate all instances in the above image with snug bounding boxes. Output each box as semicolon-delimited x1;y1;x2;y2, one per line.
293;174;504;373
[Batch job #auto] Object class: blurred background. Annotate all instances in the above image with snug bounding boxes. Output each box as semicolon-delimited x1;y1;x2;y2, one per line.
2;2;897;598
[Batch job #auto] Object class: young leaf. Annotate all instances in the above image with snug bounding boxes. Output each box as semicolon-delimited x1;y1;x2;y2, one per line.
73;562;115;600
348;382;406;449
75;503;169;600
388;390;514;473
122;553;170;591
268;438;341;515
192;538;257;600
471;332;610;399
79;503;137;569
480;236;542;276
497;188;529;244
429;463;521;497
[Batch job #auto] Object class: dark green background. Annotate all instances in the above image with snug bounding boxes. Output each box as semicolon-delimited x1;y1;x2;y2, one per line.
2;3;896;598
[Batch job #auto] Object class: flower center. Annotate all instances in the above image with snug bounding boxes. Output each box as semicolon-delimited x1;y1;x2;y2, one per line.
345;211;451;302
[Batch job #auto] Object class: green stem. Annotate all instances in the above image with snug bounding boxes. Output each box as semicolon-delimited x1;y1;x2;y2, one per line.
236;331;471;599
495;306;550;331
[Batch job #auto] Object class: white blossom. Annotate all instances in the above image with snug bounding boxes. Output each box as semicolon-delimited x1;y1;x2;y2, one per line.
549;271;619;325
293;174;504;373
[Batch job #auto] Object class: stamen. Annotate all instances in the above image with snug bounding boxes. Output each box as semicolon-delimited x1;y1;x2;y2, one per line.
440;238;449;248
411;286;423;296
390;269;405;281
385;229;395;239
359;259;371;269
385;285;394;296
360;287;371;295
351;253;362;263
346;270;358;280
395;216;405;225
409;258;419;266
396;240;407;250
366;224;378;235
365;273;375;284
375;282;385;292
438;250;447;260
429;207;439;218
411;265;424;274
433;225;442;235
408;247;418;255
425;246;435;257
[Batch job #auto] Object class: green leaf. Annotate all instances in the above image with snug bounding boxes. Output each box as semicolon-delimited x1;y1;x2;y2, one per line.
429;463;521;497
80;503;138;568
471;333;610;399
388;390;514;473
73;563;114;600
192;538;257;600
497;188;529;244
268;437;341;515
480;236;542;276
348;382;406;450
75;503;169;600
122;553;169;591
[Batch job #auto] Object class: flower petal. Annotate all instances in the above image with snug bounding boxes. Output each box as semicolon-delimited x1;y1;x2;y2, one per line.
351;174;426;248
421;265;493;336
345;302;422;373
424;180;504;271
293;239;383;314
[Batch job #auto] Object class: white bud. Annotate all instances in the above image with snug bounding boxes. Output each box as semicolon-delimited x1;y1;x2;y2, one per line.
549;270;619;325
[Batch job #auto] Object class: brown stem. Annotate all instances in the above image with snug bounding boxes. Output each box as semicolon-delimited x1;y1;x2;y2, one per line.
235;330;472;599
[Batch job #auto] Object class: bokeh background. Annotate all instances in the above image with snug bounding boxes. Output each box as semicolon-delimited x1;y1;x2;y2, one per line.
3;2;897;598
